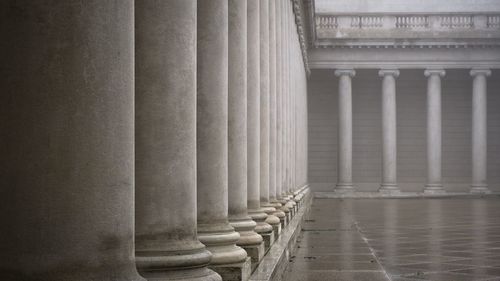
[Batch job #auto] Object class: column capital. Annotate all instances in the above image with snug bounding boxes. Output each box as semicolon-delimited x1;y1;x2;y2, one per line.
470;68;491;77
378;69;400;78
335;69;356;78
424;69;446;77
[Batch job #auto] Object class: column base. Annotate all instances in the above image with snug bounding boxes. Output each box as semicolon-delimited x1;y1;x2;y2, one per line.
142;267;222;281
248;209;274;252
209;257;251;281
470;185;491;194
137;241;221;281
198;223;248;266
334;183;356;193
378;184;400;195
423;184;446;195
229;217;264;265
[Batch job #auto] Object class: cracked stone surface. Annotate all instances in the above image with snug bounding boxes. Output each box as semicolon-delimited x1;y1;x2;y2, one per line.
284;197;500;281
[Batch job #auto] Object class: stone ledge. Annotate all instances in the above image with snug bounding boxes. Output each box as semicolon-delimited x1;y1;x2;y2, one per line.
249;188;313;281
315;191;500;199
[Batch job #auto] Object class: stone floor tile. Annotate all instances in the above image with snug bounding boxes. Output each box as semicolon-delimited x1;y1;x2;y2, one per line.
284;198;500;280
282;271;390;281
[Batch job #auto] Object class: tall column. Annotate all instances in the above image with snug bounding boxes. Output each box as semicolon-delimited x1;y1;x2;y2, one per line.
334;69;356;193
260;0;281;236
470;69;491;194
424;69;446;194
275;0;291;222
269;0;278;205
196;1;249;279
227;0;265;265
378;69;401;194
135;2;220;281
0;2;144;280
283;0;291;198
247;0;274;248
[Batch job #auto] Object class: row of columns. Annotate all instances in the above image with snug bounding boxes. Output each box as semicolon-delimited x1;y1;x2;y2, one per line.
0;1;309;281
333;68;492;195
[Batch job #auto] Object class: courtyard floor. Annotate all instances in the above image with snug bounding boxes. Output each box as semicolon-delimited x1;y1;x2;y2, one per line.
284;197;500;281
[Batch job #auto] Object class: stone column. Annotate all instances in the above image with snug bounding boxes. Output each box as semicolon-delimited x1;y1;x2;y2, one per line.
247;0;274;249
334;69;356;193
275;0;290;225
470;69;491;194
269;0;278;206
378;69;401;194
0;2;144;280
424;69;446;194
268;0;286;226
228;0;265;265
259;0;282;237
135;2;221;280
197;1;249;279
135;1;221;280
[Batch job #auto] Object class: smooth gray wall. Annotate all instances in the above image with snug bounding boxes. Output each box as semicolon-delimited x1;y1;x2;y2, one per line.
308;69;500;193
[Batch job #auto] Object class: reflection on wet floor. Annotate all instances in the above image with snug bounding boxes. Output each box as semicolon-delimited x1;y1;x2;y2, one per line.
284;198;500;281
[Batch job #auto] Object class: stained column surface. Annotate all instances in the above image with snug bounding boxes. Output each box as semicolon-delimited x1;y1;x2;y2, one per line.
334;69;356;193
247;0;273;234
379;69;400;193
228;0;264;249
135;1;220;280
197;0;248;266
470;69;491;194
0;1;144;280
269;0;278;203
424;69;446;194
275;0;284;203
260;0;271;206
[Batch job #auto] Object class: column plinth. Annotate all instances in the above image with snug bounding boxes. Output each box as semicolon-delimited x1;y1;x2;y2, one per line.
470;69;491;194
424;69;446;194
197;1;250;280
334;69;356;193
378;69;401;194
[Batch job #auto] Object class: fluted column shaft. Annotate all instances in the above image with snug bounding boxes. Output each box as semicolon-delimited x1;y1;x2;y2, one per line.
424;69;446;194
470;69;491;194
335;69;356;192
0;2;143;280
379;69;400;193
197;0;247;266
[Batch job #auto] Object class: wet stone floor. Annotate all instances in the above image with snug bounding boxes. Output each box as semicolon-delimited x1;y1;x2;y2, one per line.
284;197;500;281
